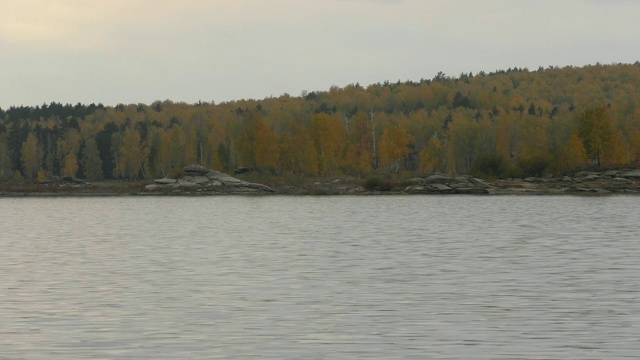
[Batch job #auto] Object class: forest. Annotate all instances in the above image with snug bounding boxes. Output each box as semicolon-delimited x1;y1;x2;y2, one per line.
1;62;639;183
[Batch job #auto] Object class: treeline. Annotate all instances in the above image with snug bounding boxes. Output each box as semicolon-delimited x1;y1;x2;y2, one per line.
1;62;640;182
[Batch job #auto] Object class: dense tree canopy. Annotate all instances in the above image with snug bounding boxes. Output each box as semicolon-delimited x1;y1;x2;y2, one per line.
1;63;639;181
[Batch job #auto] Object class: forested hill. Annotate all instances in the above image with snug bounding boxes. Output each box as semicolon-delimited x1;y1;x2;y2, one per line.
1;62;640;182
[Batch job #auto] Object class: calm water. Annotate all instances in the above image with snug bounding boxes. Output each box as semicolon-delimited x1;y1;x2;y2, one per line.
1;195;639;359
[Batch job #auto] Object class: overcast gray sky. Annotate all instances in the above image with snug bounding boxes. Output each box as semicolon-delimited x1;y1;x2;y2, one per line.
1;0;638;108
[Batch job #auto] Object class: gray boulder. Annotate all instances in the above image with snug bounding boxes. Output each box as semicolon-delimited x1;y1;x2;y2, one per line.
144;184;165;191
177;179;198;188
146;164;275;195
206;170;225;180
524;177;542;182
613;177;631;182
621;170;640;179
432;184;456;193
248;183;275;192
183;164;210;175
154;178;178;184
425;174;454;184
469;177;490;189
217;176;245;186
193;175;210;184
574;171;600;178
405;186;437;194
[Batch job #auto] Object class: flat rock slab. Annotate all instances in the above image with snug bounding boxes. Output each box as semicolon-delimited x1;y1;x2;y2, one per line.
249;183;275;192
218;176;245;186
425;175;454;184
154;178;178;184
206;171;225;180
603;170;621;177
469;177;490;188
177;179;199;188
524;177;543;182
574;171;601;178
432;184;456;193
193;176;210;184
183;164;210;175
145;184;166;191
621;170;640;179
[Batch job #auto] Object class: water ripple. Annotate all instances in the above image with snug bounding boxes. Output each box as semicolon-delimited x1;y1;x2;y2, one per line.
1;196;639;359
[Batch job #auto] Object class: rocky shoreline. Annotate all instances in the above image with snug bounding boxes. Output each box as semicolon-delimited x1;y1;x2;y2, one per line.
489;169;640;195
271;169;640;196
142;164;275;195
1;167;639;197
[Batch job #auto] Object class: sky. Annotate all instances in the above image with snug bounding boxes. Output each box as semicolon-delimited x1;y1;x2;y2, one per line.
1;0;639;108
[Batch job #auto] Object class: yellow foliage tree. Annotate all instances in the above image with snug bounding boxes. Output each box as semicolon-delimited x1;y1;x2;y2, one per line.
564;132;587;170
255;121;280;169
57;129;82;174
21;133;40;179
577;105;612;166
344;112;373;176
63;152;79;177
118;129;146;180
379;126;413;173
419;135;447;174
280;122;318;175
238;114;280;170
309;114;345;175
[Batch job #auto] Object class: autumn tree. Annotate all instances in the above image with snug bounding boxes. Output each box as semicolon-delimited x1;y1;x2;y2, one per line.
309;114;345;174
1;63;640;181
158;124;186;177
563;132;587;170
419;134;447;174
576;105;612;166
343;112;373;175
280;122;318;175
237;114;280;170
58;129;82;177
81;138;104;180
254;120;280;170
205;119;226;170
448;117;480;174
21;132;41;179
379;125;413;173
118;128;147;180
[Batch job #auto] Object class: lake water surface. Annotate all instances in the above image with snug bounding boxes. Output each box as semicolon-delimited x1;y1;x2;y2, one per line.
1;195;639;359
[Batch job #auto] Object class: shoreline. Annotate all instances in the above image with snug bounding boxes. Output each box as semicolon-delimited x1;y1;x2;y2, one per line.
2;168;639;197
1;184;638;197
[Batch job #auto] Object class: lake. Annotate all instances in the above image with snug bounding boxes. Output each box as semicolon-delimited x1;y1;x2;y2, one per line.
1;195;639;359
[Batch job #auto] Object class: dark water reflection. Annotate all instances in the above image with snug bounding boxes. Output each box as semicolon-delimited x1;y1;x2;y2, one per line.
1;196;639;359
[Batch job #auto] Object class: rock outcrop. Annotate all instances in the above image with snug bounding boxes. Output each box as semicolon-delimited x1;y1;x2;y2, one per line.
403;174;490;194
490;169;640;194
144;165;274;194
39;175;90;186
